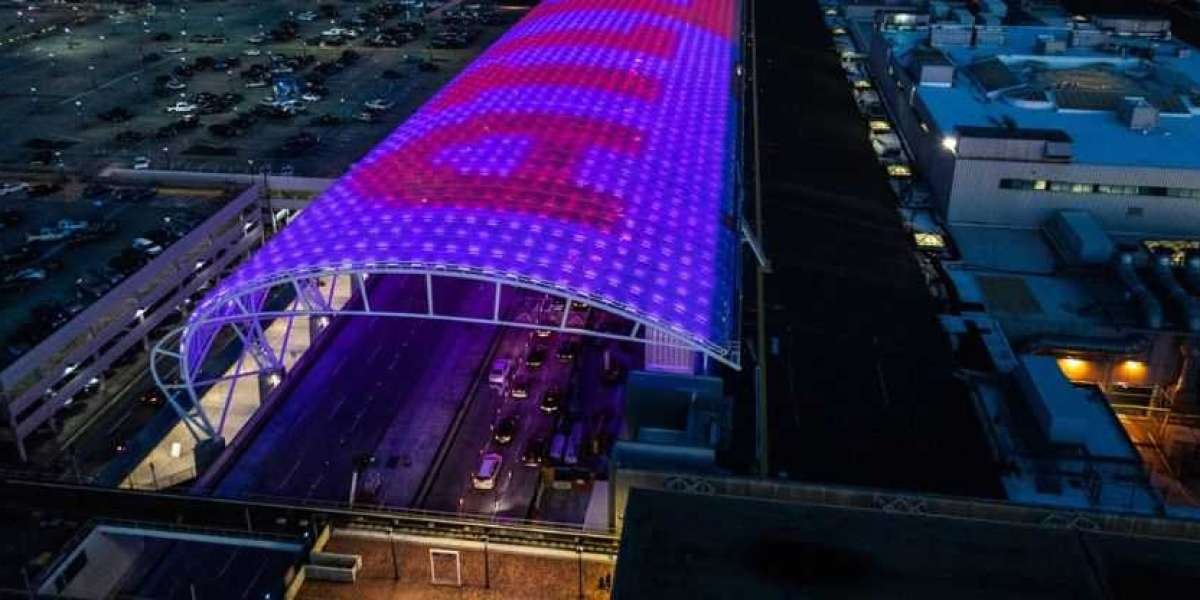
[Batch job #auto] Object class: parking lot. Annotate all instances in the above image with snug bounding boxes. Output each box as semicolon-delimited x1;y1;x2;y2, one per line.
0;0;519;177
0;184;228;369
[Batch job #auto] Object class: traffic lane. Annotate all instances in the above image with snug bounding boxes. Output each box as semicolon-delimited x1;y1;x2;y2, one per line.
215;275;426;496
440;331;577;517
369;317;500;508
491;336;581;519
218;277;497;502
419;326;533;513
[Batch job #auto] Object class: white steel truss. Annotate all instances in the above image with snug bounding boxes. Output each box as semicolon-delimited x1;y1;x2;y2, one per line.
151;266;741;442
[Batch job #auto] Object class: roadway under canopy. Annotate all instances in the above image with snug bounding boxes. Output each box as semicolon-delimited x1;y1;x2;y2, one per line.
152;0;745;442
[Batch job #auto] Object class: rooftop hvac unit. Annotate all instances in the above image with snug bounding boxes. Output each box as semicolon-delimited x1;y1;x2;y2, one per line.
1015;354;1089;445
1036;35;1067;55
1043;210;1114;266
1118;96;1160;130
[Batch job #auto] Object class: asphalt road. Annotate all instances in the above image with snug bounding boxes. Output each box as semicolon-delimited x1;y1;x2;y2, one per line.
214;274;499;504
752;0;1003;497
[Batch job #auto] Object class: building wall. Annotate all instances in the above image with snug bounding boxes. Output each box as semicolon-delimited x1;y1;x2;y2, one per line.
867;26;1200;238
947;159;1200;236
868;29;958;213
0;184;267;458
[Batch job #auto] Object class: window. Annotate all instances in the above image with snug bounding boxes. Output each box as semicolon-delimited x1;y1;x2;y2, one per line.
998;178;1200;201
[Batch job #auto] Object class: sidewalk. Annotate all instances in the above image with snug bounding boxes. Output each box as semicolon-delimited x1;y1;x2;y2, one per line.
122;275;355;489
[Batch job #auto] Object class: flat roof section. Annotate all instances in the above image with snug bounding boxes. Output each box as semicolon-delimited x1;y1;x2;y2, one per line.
193;0;744;360
885;24;1200;169
614;488;1200;599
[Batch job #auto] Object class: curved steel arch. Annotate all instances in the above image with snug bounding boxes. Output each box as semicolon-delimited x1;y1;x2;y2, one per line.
157;0;746;439
152;265;734;441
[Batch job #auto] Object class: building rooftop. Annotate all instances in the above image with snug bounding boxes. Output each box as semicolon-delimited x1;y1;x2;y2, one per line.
883;22;1200;168
614;488;1200;599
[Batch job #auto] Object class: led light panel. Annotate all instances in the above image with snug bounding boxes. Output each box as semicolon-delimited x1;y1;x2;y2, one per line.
193;0;741;358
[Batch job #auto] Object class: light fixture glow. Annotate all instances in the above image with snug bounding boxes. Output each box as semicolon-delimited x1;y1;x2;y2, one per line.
187;0;742;366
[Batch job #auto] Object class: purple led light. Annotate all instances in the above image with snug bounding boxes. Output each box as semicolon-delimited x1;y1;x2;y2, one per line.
191;0;741;360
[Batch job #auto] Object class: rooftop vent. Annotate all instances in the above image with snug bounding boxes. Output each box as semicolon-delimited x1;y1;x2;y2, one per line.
1043;210;1114;267
1118;96;1160;130
1036;35;1067;55
1070;24;1110;48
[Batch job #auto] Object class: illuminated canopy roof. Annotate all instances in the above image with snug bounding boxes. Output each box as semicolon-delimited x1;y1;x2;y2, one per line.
195;0;742;359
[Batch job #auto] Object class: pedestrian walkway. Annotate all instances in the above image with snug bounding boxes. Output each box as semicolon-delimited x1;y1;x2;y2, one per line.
123;275;355;489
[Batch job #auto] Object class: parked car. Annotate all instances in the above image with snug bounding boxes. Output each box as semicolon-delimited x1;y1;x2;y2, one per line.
131;237;163;255
364;98;394;112
132;156;151;170
165;101;198;114
0;182;30;196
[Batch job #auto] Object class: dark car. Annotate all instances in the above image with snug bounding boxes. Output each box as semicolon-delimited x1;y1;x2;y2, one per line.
509;375;530;399
27;183;61;197
311;114;343;126
521;437;547;467
539;387;563;414
381;68;404;79
139;388;166;406
555;341;578;363
526;345;547;369
113;130;144;146
492;415;519;445
208;124;241;138
97;107;133;122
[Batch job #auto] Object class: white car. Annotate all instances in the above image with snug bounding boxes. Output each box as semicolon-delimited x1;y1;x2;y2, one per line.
132;156;151;170
471;453;503;490
165;79;187;90
164;101;198;113
301;92;323;102
132;238;163;255
245;80;268;88
243;48;262;57
322;27;358;38
487;358;511;386
363;98;394;111
164;46;185;54
0;182;30;196
246;34;266;44
297;11;317;21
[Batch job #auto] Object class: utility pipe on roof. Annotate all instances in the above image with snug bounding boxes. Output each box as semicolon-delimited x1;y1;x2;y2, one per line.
1152;253;1200;333
1022;335;1150;357
1115;252;1164;330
